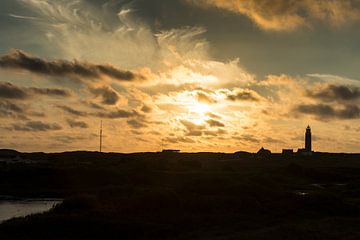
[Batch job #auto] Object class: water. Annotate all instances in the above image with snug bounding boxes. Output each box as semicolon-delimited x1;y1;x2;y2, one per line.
0;199;62;223
295;191;309;196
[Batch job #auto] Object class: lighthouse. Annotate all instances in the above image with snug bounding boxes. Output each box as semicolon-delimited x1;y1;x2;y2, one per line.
305;125;312;152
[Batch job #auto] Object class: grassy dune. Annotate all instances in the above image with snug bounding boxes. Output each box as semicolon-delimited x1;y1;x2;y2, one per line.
1;152;360;239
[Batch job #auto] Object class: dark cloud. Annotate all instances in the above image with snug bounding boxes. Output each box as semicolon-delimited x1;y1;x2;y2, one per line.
0;99;47;120
0;49;144;81
180;119;206;136
203;129;227;136
0;100;28;119
29;111;46;118
226;89;261;101
335;105;360;119
206;119;225;127
58;104;138;119
57;105;89;117
90;87;119;105
131;130;143;135
295;84;360;120
180;119;226;137
295;104;335;119
233;134;260;143
165;136;196;144
30;87;71;97
88;102;106;110
141;104;152;113
148;130;161;135
0;81;71;99
186;130;202;136
206;112;221;119
10;121;62;132
54;135;88;144
307;84;360;102
94;109;139;119
0;81;27;99
81;100;106;110
264;137;284;144
67;119;89;129
127;119;148;129
295;103;360;120
0;100;24;113
135;137;149;143
196;91;217;104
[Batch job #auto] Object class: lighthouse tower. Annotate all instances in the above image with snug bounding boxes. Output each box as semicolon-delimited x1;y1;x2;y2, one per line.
305;125;312;152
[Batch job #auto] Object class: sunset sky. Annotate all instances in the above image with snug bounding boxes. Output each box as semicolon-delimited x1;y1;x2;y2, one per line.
1;0;360;153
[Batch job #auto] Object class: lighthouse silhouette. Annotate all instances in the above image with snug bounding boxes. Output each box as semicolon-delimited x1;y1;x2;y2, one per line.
305;125;312;152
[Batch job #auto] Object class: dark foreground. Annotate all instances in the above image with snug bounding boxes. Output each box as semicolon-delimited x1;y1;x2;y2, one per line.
1;150;360;239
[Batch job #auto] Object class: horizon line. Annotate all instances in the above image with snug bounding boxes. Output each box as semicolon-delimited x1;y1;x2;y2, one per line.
1;149;360;155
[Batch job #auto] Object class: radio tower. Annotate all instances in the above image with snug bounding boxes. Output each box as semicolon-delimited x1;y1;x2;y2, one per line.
99;120;103;153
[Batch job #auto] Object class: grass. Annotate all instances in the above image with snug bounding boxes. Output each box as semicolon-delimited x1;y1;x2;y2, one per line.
1;152;360;239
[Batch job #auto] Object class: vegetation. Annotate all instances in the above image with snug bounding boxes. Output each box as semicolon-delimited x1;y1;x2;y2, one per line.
1;151;360;239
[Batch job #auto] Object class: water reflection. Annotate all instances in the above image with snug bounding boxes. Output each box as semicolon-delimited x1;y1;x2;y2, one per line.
0;199;62;223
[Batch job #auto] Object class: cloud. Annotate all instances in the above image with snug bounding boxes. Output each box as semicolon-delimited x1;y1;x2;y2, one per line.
0;100;27;119
180;119;206;136
127;119;148;129
94;109;139;119
8;13;40;20
0;82;28;99
295;103;360;120
141;104;152;113
0;100;23;113
225;88;262;101
67;119;89;129
307;84;360;102
30;87;71;97
264;137;284;144
57;105;89;117
81;101;106;110
203;129;227;136
0;81;71;100
206;119;225;127
196;91;217;104
165;136;196;144
206;112;222;119
10;121;62;132
294;81;360;120
18;0;159;71
0;49;144;81
54;135;88;144
0;99;47;120
233;134;260;143
57;104;139;119
90;87;120;105
259;74;295;86
187;0;360;31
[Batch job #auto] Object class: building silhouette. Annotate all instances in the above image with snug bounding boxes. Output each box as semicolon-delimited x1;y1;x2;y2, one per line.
282;149;294;156
305;125;312;152
256;147;272;159
281;126;313;157
297;125;313;156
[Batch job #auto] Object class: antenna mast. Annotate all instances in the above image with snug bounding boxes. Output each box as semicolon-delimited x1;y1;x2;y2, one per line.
100;120;103;153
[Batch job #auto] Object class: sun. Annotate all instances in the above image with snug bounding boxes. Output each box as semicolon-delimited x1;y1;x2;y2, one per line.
189;102;210;115
186;102;211;124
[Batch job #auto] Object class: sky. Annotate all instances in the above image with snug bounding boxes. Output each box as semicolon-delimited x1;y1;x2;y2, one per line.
0;0;360;153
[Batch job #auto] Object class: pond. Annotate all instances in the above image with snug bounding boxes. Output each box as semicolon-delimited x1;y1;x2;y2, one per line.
0;198;62;223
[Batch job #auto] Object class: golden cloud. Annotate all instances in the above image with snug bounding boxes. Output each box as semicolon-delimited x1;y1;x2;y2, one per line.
186;0;360;31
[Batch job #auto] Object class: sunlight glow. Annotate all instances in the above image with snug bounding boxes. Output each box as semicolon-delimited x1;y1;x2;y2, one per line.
185;102;211;124
188;102;210;115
